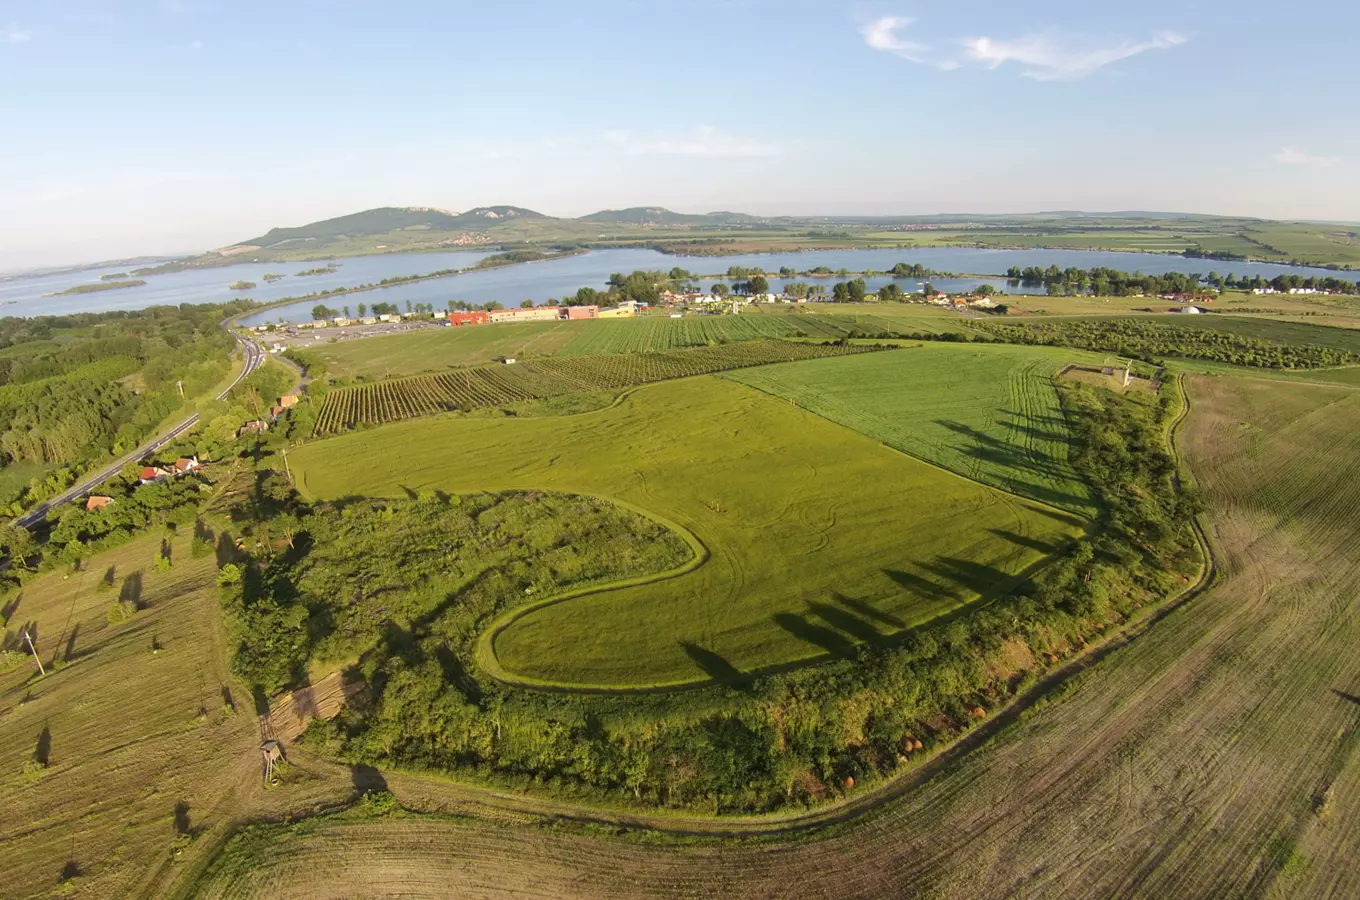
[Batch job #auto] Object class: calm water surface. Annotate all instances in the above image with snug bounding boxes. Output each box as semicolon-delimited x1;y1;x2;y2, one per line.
0;247;1344;326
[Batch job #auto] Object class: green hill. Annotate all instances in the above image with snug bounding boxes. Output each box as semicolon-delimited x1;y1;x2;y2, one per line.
238;205;554;249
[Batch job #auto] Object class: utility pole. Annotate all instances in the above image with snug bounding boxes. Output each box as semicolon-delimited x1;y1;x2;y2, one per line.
23;630;45;676
281;447;293;483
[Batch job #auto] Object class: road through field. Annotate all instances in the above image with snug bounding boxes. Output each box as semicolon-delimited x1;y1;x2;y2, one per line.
194;371;1360;899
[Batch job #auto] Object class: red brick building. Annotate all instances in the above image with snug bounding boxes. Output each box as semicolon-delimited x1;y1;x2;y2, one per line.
448;311;490;326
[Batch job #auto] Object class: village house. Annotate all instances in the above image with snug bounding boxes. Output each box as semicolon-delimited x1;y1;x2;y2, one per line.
174;456;201;474
139;465;170;484
238;420;270;437
279;394;300;409
86;495;114;511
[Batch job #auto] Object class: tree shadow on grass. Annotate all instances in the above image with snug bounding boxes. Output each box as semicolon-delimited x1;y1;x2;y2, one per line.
773;613;857;660
679;641;748;689
34;724;51;767
988;528;1064;555
832;593;904;629
1334;689;1360;707
805;601;891;648
350;764;389;799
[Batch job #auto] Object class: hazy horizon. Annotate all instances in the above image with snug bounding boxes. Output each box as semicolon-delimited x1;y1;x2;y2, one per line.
2;0;1356;270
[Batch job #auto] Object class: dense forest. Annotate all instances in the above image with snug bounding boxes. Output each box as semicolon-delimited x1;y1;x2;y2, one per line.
0;303;249;512
216;383;1200;814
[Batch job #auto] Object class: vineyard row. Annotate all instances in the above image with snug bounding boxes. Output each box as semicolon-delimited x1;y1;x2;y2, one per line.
313;340;883;436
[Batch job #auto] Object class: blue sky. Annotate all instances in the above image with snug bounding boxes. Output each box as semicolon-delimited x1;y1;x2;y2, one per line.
1;0;1356;268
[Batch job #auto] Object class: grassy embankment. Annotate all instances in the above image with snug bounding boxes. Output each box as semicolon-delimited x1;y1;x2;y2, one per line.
185;367;1360;900
290;371;1086;690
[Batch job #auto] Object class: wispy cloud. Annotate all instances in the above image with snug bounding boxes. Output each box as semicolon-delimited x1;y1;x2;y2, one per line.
1273;147;1341;169
2;24;33;44
860;16;929;63
606;126;777;158
962;30;1188;80
861;17;1188;80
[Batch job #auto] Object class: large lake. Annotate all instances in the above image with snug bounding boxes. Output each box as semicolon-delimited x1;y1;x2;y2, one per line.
0;247;1346;326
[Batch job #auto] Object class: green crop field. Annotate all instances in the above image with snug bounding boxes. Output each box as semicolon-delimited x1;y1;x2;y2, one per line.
727;343;1102;518
291;375;1086;690
312;340;881;435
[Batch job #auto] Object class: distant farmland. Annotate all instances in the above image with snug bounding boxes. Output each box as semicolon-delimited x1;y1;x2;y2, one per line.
311;340;881;435
303;308;977;380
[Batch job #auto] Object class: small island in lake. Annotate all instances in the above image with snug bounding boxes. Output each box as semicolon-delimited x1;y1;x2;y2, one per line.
99;272;130;281
262;273;285;282
48;279;147;296
296;266;338;276
229;280;258;290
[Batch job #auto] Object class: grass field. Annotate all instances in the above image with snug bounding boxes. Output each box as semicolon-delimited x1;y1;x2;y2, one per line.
0;532;259;899
727;343;1101;518
186;370;1360;900
291;375;1085;690
311;341;879;435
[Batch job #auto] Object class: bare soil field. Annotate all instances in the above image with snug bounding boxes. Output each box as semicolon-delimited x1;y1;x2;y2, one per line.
189;371;1360;899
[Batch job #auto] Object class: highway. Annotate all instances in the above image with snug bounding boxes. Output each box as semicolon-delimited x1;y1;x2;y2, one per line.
14;332;265;528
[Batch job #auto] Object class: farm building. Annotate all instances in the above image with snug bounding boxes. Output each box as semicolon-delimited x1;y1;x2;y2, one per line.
487;306;559;324
86;495;114;511
448;311;489;326
563;305;599;320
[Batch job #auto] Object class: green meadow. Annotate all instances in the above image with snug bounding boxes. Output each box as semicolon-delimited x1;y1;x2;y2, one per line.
291;374;1086;690
727;343;1102;518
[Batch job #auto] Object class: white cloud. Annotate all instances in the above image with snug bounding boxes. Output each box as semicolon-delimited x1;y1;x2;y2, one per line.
861;17;929;63
606;126;777;159
3;24;33;44
862;17;1189;80
961;30;1188;80
1273;147;1341;169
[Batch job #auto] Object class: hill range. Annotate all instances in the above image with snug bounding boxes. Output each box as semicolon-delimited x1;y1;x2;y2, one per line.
137;205;1360;273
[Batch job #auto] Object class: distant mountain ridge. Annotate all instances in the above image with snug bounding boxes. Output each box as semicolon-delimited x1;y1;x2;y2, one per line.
235;205;551;250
